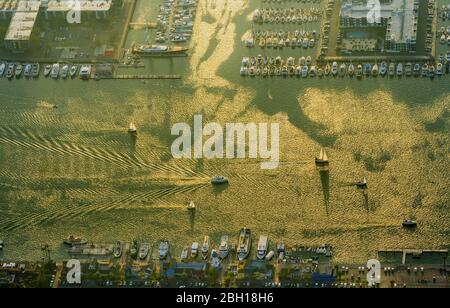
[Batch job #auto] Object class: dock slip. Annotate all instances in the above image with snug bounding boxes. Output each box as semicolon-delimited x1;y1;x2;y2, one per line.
96;74;182;80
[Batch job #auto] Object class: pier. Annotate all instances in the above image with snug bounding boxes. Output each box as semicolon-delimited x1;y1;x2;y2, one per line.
379;249;448;265
95;74;182;80
129;22;157;30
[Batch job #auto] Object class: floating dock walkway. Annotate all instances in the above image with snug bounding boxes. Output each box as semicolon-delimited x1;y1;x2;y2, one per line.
95;74;182;80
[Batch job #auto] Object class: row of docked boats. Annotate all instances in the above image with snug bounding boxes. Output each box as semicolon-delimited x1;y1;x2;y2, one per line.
0;63;40;79
0;62;92;80
245;30;317;49
252;7;321;24
240;57;449;78
159;229;271;264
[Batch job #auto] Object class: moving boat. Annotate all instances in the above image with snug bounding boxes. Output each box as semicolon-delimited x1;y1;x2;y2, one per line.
139;242;150;260
402;220;417;228
64;235;87;246
130;239;138;259
128;123;137;134
132;44;188;56
218;235;229;259
237;228;252;261
187;200;196;211
201;236;210;260
315;148;329;167
356;177;368;189
159;240;170;259
191;242;199;258
44;65;52;77
211;176;228;185
113;241;122;258
257;235;268;260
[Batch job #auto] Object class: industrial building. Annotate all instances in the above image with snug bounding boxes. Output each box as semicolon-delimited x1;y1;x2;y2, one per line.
1;0;113;51
340;0;419;53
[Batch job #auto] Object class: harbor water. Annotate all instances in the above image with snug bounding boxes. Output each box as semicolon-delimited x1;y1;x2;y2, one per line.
0;0;449;263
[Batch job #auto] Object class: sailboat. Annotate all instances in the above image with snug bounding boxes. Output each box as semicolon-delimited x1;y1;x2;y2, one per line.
187;200;196;210
128;123;137;134
315;148;329;166
356;177;368;189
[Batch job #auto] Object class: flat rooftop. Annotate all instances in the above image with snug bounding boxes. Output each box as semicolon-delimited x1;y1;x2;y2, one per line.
46;0;112;12
0;0;112;12
4;0;40;42
341;0;419;44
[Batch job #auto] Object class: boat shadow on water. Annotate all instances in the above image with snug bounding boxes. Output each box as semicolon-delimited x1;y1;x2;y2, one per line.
318;169;330;215
362;192;370;212
212;183;229;196
188;209;196;234
129;134;137;156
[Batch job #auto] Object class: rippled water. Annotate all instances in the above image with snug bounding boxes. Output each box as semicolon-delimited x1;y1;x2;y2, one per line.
0;0;449;263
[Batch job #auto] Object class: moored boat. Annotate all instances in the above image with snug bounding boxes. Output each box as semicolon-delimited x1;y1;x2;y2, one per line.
201;236;210;260
218;235;229;259
113;241;122;258
44;64;52;77
137;242;149;260
132;44;188;56
237;228;252;261
159;240;170;259
64;235;87;246
257;235;268;260
70;65;78;78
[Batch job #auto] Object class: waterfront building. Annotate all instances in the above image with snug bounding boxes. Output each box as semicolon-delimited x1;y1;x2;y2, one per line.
2;0;113;51
339;0;419;53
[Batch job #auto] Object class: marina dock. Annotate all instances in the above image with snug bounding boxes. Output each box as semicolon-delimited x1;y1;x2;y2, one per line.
96;74;182;80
